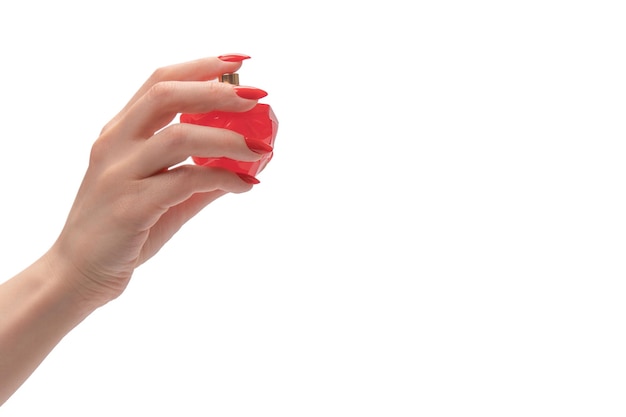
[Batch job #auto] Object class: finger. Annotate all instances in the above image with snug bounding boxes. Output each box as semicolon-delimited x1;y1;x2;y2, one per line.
131;123;267;177
142;165;254;211
138;190;227;265
121;80;262;138
108;56;247;128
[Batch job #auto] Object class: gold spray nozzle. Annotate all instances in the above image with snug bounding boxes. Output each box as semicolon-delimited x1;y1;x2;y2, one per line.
220;73;240;85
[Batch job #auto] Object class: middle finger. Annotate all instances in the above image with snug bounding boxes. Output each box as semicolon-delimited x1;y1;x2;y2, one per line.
121;80;261;138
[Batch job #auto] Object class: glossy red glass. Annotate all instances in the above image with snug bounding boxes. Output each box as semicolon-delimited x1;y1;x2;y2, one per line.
180;101;278;177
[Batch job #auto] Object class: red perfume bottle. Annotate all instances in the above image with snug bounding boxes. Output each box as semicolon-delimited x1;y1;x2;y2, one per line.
180;72;278;177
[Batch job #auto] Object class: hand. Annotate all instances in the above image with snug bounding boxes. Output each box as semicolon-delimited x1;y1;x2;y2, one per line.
47;55;269;307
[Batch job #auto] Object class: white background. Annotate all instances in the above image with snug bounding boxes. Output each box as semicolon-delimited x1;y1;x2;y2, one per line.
1;1;625;415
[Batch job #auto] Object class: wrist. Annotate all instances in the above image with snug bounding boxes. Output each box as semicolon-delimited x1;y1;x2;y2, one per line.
41;244;110;315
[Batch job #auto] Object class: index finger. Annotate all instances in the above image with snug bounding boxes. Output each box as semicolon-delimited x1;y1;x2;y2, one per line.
107;54;250;127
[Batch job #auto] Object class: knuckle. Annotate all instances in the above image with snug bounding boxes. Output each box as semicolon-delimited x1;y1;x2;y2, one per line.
145;81;178;104
149;65;172;83
161;123;188;148
205;80;222;94
209;127;241;151
89;124;123;168
89;135;111;167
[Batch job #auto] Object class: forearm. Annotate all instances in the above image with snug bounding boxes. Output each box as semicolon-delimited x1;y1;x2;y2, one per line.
0;251;97;405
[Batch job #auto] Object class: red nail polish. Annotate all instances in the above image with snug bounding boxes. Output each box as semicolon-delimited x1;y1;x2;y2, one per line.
180;72;278;178
237;173;261;184
218;53;251;62
234;86;268;100
245;138;273;154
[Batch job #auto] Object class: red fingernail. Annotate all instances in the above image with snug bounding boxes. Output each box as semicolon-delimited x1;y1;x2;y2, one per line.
245;137;273;154
218;54;251;62
237;173;261;184
234;86;268;100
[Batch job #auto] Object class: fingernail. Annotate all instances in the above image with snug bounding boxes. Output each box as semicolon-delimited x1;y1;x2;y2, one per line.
218;53;251;62
237;173;261;184
245;137;273;154
234;86;268;100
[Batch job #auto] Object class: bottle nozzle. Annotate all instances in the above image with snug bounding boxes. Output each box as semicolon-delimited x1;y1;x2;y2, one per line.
220;73;240;85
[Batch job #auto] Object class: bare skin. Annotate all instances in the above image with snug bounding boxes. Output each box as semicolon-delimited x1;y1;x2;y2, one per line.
0;55;269;405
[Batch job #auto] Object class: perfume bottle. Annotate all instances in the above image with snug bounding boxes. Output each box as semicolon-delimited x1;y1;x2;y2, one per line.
180;72;278;177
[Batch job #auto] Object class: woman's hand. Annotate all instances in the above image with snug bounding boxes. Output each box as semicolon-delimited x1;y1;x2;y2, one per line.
48;54;269;307
1;55;273;404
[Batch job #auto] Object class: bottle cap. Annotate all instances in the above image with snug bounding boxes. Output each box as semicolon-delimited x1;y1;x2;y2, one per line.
220;73;240;85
